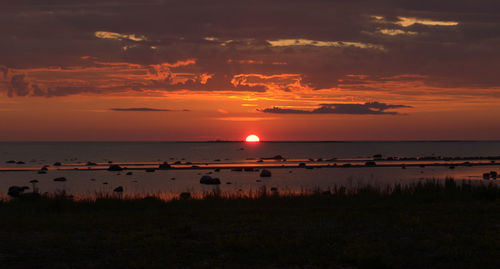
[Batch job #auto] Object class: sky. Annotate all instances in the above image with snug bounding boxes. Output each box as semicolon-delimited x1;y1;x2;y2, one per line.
1;0;500;141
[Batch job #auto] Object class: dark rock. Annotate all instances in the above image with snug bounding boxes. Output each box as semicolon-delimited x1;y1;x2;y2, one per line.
158;162;171;170
145;168;155;172
6;160;16;164
244;167;254;172
231;168;243;172
8;186;29;197
107;164;123;171
40;166;48;171
365;161;376;167
90;178;96;181
53;162;62;166
373;154;382;160
170;177;176;180
200;175;221;185
214;168;220;172
449;165;455;169
37;170;47;174
270;187;278;195
103;182;108;185
298;163;306;168
86;161;97;166
490;171;497;179
16;161;25;165
260;169;272;177
341;163;351;167
113;186;123;193
180;192;191;199
126;172;133;175
53;177;67;182
483;173;490;180
226;182;232;184
174;161;181;165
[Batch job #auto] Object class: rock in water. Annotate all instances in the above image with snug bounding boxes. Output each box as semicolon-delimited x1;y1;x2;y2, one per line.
260;169;272;177
53;177;67;182
107;165;123;171
8;186;29;197
158;162;171;170
200;175;221;185
113;186;124;193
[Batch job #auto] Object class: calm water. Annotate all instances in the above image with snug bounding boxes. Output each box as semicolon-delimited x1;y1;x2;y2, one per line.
1;141;499;198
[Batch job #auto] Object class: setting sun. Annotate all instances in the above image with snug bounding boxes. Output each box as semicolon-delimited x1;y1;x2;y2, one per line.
245;134;260;142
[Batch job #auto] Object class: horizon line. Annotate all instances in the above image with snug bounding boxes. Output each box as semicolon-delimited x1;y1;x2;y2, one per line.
1;140;500;143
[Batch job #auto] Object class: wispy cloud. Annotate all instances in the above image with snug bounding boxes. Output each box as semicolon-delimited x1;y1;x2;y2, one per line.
110;107;189;112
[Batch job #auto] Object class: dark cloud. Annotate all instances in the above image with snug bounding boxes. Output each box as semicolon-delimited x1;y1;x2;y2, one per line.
1;0;500;97
8;74;30;97
110;107;185;112
0;66;8;78
259;102;411;115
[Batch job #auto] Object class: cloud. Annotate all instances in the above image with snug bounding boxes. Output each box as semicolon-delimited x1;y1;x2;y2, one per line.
0;66;8;78
95;31;148;42
110;107;186;112
259;102;412;115
1;0;500;100
8;74;30;97
266;39;385;50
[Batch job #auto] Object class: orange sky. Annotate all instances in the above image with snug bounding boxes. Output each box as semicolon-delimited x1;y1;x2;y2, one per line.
1;1;500;141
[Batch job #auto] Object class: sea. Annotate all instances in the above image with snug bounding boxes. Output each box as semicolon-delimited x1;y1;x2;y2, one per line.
1;141;499;199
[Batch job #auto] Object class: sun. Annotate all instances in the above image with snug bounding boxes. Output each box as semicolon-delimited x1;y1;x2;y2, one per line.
245;134;260;142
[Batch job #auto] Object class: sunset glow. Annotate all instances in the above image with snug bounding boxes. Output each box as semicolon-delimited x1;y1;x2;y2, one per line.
245;135;260;142
0;1;499;141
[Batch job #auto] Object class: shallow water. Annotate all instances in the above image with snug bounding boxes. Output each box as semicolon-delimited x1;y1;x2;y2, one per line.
1;142;499;198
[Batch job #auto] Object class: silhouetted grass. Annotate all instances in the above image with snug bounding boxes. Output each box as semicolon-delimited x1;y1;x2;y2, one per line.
0;179;499;268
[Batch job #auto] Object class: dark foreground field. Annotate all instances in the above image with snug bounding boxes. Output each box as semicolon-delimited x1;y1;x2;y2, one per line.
1;180;499;268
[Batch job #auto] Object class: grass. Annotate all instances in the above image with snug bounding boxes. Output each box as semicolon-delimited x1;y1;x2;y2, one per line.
0;179;499;268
